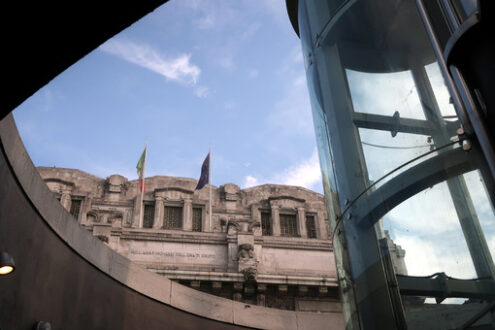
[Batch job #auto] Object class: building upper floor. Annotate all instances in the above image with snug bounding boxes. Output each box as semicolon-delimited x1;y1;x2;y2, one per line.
37;167;331;241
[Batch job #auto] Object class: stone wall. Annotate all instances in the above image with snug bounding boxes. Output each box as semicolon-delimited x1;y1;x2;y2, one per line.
38;167;340;311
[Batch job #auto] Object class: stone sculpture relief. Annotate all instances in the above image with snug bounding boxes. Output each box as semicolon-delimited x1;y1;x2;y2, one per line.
237;243;258;282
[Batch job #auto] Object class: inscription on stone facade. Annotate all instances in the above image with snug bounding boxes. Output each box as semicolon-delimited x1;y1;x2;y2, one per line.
130;250;215;259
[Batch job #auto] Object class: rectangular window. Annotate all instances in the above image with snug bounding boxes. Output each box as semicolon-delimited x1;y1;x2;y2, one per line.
261;211;271;235
164;206;182;229
143;204;155;228
69;198;82;220
306;215;317;239
192;208;202;232
280;214;298;237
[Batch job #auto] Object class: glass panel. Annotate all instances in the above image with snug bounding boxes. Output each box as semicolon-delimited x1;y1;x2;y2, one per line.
164;206;182;229
347;69;425;120
192;208;202;232
383;180;477;279
359;128;432;184
143;204;155;228
424;62;457;118
380;170;495;328
463;170;495;258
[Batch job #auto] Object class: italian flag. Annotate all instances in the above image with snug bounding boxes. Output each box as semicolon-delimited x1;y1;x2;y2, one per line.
136;147;147;193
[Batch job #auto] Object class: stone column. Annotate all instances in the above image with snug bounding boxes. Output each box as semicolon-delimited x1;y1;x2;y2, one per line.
271;205;281;236
297;207;307;238
250;204;260;223
153;196;164;229
132;194;143;228
317;210;328;239
60;189;72;212
182;197;193;231
80;197;91;225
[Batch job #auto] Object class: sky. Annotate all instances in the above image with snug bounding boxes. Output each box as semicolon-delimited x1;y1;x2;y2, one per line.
13;0;322;193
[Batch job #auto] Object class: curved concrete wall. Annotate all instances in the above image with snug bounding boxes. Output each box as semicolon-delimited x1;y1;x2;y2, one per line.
0;114;343;329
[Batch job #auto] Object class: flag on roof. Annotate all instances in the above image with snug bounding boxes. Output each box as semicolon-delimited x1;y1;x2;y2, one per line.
195;152;210;190
136;147;147;193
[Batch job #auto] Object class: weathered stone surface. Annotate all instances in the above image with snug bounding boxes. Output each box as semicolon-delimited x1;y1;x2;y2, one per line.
36;166;342;314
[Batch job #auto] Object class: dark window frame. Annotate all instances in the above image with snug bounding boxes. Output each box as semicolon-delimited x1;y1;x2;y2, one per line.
143;202;155;228
280;213;298;237
163;204;183;229
261;210;272;235
69;197;82;220
305;214;317;239
192;206;203;232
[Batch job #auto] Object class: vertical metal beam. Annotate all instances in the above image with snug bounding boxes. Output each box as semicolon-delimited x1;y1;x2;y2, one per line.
315;42;400;329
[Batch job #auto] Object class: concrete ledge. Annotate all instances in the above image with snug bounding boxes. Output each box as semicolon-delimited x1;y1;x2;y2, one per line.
0;114;344;329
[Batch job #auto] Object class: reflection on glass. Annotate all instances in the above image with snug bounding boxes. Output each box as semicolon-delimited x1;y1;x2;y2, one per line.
359;128;431;183
463;170;495;258
347;69;425;120
384;179;477;279
424;62;457;118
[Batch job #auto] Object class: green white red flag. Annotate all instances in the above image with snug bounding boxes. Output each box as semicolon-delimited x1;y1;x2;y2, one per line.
136;147;147;192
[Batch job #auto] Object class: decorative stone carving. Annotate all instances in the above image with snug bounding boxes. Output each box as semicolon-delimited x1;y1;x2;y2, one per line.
105;174;128;194
221;183;240;201
227;221;240;235
237;243;258;282
248;222;261;236
87;210;100;223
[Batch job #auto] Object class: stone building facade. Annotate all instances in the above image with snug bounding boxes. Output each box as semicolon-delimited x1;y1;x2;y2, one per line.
38;167;341;313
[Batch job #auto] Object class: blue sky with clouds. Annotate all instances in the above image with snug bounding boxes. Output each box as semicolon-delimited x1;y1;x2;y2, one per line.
13;0;323;193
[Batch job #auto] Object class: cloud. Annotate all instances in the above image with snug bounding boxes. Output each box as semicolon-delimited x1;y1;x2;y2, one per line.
194;85;210;98
244;175;259;188
397;234;476;279
242;150;322;192
100;38;200;85
276;150;321;190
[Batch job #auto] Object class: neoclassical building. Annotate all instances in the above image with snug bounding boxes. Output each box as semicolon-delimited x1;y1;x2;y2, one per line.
37;167;342;313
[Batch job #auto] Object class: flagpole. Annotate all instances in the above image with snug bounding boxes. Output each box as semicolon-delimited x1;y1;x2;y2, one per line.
139;140;148;227
209;144;212;232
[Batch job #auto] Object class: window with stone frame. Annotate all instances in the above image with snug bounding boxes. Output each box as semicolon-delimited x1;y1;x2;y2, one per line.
280;213;298;237
261;211;271;235
192;207;202;232
69;198;82;220
306;215;317;239
143;203;155;228
163;205;182;229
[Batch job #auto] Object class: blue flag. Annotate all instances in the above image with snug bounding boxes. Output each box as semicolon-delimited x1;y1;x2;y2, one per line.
195;152;210;190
